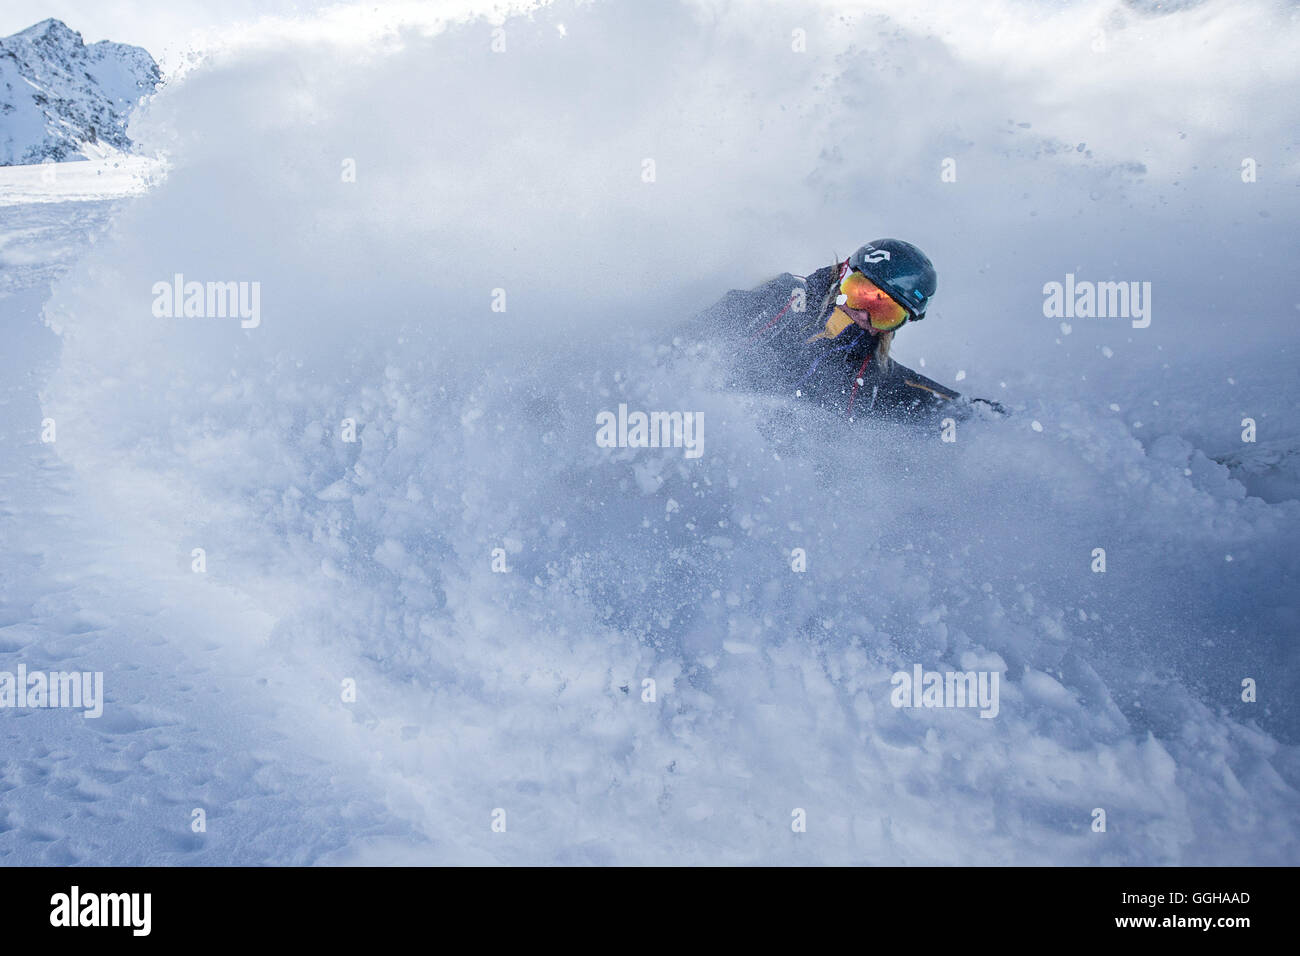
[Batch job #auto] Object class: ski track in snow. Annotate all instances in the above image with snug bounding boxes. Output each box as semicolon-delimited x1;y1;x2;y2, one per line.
2;0;1299;865
0;201;423;864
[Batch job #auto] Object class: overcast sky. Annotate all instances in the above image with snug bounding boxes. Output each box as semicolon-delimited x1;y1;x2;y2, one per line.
0;1;346;60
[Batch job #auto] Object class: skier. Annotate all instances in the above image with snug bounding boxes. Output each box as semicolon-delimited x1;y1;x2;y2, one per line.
698;239;1002;420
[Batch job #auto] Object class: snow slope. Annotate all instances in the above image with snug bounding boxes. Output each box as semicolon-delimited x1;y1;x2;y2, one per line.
0;154;160;205
3;0;1299;864
0;18;160;166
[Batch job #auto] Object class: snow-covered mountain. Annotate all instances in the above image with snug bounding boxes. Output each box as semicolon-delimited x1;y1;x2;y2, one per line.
0;18;159;166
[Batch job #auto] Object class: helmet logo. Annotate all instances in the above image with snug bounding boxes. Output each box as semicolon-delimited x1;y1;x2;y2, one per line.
861;249;891;263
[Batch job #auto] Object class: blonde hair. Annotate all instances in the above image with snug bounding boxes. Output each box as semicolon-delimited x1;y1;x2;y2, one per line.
874;329;893;369
818;254;894;370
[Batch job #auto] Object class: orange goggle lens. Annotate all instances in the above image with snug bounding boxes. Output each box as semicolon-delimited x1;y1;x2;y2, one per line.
840;271;909;331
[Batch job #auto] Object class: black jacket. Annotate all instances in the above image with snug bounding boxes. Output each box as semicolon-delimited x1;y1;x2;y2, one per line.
697;265;962;420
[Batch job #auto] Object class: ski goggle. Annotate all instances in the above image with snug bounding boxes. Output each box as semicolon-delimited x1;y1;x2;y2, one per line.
838;270;910;332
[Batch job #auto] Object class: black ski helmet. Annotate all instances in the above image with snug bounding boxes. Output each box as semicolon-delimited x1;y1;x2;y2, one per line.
847;239;937;321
